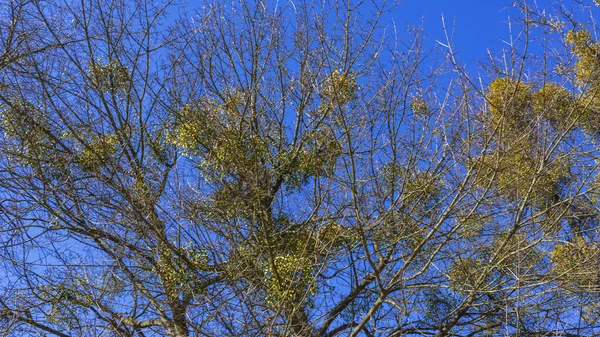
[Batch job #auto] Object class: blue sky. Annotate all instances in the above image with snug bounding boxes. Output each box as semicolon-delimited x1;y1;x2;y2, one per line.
394;0;521;65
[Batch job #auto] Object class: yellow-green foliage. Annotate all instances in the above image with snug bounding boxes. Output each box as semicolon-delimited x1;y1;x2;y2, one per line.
566;29;600;87
0;100;63;169
228;242;317;308
375;210;425;250
171;93;341;190
222;87;246;113
321;69;358;104
88;59;130;92
228;221;350;309
317;222;347;248
376;167;443;244
551;238;600;290
280;129;342;189
168;102;215;153
472;150;568;204
211;180;273;219
486;74;599;137
317;221;357;252
299;129;341;175
576;97;600;135
486;78;532;135
171;119;204;152
2;101;47;150
563;29;600;135
532;83;579;128
169;94;271;180
156;245;210;298
410;97;429;116
403;171;443;208
209;133;268;173
457;213;486;239
38;282;94;327
227;244;265;281
448;257;485;293
490;232;541;270
78;133;118;172
263;253;315;307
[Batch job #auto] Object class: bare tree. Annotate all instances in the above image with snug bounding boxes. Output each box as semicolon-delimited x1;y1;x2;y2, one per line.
2;0;600;336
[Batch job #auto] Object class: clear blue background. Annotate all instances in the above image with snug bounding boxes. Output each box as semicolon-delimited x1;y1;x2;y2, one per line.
394;0;522;64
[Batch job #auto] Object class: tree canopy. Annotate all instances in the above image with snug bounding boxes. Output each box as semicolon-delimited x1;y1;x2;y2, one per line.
2;0;600;336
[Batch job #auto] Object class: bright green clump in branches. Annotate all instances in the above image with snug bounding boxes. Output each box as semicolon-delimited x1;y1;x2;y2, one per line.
168;92;271;180
486;78;532;136
280;128;342;189
0;100;67;170
566;29;600;87
261;222;354;308
552;238;600;290
532;82;580;129
448;257;485;294
168;100;217;155
487;76;594;136
317;222;349;248
263;253;316;307
487;78;531;113
479;78;581;204
88;59;131;92
261;220;351;307
227;219;351;309
77;133;119;172
321;69;358;105
2;100;49;152
471;149;568;205
564;29;600;135
156;245;211;299
410;97;430;117
171;91;342;192
380;164;443;208
403;171;443;207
